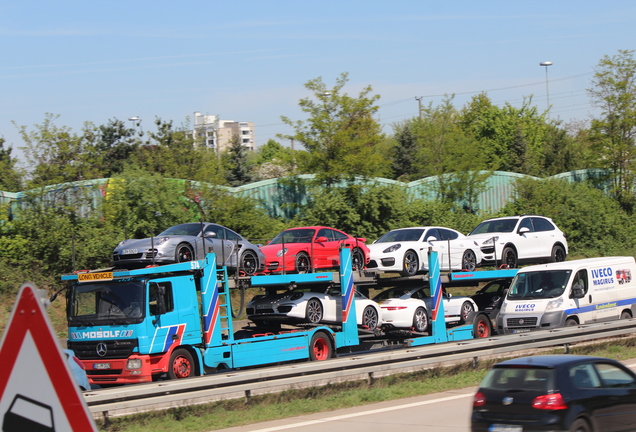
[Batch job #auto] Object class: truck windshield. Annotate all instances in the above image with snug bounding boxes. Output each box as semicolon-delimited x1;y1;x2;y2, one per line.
507;270;572;300
68;280;145;326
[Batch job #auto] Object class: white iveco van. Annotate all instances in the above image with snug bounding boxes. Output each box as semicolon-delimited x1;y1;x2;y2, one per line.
496;256;636;334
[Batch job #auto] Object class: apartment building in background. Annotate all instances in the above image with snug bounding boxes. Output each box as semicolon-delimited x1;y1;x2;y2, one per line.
192;112;255;154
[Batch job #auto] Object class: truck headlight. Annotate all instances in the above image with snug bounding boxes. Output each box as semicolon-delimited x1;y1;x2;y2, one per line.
126;359;142;370
546;297;563;311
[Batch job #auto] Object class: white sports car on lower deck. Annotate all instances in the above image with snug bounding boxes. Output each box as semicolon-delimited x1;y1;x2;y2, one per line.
246;285;382;330
372;285;477;333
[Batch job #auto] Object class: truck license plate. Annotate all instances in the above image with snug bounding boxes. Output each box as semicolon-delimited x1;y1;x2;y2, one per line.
94;363;111;370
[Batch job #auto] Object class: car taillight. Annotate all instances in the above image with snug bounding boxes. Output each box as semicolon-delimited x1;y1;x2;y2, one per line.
532;393;567;410
382;306;407;311
473;392;486;406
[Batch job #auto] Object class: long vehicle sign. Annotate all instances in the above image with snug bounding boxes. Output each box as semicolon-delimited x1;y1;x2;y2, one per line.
77;272;113;282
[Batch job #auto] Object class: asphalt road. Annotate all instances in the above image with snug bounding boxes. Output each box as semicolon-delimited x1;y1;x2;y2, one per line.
215;359;636;432
216;387;476;432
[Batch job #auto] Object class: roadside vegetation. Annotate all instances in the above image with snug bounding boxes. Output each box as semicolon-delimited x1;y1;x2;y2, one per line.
99;338;636;431
0;53;635;338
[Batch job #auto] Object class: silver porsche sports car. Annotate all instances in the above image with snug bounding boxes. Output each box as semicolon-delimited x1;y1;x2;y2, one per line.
112;222;265;275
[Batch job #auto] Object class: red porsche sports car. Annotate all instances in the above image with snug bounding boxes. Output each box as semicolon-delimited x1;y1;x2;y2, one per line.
261;226;370;273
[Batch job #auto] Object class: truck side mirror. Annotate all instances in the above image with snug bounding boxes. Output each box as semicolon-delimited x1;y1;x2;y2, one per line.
571;284;585;299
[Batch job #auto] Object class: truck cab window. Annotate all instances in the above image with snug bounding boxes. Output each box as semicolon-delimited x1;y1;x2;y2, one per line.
149;282;174;315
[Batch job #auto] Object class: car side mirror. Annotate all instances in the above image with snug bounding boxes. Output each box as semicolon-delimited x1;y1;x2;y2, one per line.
518;227;530;235
571;284;585;299
315;236;328;243
204;231;217;238
426;236;438;242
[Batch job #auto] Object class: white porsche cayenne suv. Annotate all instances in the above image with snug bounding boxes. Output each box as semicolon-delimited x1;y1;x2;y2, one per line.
466;215;568;269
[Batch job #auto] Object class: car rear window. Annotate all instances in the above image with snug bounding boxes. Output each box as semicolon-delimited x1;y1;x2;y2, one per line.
480;366;555;392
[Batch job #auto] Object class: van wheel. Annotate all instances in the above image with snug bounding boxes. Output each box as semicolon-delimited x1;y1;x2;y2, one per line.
621;311;632;320
565;318;578;327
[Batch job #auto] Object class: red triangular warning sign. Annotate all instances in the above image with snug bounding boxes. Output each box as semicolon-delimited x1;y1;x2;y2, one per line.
0;283;97;431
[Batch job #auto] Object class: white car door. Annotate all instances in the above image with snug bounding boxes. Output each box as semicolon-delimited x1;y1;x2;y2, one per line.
516;217;543;260
423;228;451;270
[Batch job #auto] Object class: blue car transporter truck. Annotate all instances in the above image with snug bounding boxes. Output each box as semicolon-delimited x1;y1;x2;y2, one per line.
61;248;510;385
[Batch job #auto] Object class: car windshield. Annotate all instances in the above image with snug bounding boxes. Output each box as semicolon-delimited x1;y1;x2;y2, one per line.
269;228;316;244
375;229;425;243
470;219;518;235
158;223;203;237
507;270;572;300
480;366;555;392
68;280;145;325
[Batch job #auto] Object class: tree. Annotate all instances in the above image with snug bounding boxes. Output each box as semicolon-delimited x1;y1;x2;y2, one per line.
223;134;254;186
280;73;391;187
503;177;636;256
391;120;419;181
16;114;102;187
460;93;549;176
587;49;636;211
92;118;139;177
411;97;491;213
0;137;23;191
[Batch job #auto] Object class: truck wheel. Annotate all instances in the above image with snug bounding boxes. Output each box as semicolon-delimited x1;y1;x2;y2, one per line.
413;307;428;332
309;331;332;361
176;243;194;263
168;348;195;379
361;306;379;330
502;247;517;269
305;298;323;324
400;250;419;277
474;315;491;338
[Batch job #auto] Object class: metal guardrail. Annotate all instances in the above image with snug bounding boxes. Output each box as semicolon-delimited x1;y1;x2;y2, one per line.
84;319;636;420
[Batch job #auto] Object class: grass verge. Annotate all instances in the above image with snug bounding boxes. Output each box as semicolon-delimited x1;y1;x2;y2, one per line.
99;337;636;431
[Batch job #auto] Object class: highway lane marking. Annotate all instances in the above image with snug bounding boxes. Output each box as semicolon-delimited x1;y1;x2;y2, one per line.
241;392;473;432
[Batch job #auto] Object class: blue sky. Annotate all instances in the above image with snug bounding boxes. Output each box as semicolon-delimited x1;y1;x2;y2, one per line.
1;1;634;164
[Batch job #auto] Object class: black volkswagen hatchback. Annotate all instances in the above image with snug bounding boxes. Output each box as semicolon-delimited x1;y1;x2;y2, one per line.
471;355;636;432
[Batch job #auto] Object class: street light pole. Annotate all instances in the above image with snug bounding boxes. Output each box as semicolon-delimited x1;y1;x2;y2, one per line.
539;61;553;119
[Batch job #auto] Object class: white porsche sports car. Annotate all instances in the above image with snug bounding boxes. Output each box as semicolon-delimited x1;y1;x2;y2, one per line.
372;285;477;333
367;227;482;276
246;285;382;330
